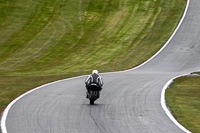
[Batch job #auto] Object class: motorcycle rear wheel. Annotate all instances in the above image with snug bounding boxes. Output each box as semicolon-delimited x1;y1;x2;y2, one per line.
90;100;94;105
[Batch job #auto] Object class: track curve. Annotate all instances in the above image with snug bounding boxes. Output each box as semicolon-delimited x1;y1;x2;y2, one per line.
2;0;200;132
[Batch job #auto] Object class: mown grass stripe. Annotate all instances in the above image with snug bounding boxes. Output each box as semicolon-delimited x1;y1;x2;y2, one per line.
0;0;64;63
0;0;68;71
0;0;36;46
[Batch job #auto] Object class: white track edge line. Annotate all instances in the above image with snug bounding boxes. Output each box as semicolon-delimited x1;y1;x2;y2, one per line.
161;73;192;133
129;0;190;72
1;75;87;133
101;0;190;74
1;0;190;133
160;0;191;132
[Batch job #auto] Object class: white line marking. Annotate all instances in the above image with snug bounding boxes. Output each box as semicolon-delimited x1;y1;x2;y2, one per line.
1;75;87;133
101;0;190;74
160;0;193;133
161;73;192;133
128;0;191;71
0;0;191;133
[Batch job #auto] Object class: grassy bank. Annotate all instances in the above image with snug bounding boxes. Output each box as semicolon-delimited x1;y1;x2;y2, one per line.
166;76;200;132
0;0;186;111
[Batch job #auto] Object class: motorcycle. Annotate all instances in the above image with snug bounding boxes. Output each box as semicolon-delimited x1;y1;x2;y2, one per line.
87;83;101;105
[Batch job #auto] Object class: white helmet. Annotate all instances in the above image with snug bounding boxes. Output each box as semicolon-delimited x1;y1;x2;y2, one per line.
92;70;98;74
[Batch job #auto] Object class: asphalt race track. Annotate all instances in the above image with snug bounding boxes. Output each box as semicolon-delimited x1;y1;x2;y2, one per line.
3;0;200;132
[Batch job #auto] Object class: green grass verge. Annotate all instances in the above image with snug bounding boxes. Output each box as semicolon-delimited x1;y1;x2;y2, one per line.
0;0;186;111
166;76;200;132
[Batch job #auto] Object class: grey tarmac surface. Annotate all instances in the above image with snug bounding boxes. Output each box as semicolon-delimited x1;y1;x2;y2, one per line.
5;0;200;132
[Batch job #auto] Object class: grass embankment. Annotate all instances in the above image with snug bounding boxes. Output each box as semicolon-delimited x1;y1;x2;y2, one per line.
0;0;185;111
166;76;200;132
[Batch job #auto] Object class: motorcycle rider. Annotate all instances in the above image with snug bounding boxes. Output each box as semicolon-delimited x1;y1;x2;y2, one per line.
85;70;103;98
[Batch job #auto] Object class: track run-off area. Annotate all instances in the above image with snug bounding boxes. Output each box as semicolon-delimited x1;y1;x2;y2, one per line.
1;0;200;133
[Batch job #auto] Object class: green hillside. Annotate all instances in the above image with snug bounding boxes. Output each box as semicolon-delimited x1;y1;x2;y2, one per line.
0;0;185;110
